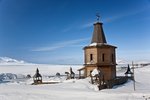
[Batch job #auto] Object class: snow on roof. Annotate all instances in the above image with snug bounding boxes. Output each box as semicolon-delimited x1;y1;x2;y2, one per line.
88;43;116;47
91;68;100;76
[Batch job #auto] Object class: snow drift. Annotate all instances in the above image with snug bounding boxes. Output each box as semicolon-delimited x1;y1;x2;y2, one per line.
0;57;150;100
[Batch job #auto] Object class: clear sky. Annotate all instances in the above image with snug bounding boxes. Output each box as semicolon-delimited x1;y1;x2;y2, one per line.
0;0;150;64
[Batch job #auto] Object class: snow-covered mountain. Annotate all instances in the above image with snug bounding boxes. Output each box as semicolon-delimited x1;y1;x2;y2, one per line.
0;57;27;65
117;59;129;64
117;59;150;68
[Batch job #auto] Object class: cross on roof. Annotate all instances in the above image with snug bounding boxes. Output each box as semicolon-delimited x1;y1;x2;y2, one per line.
96;13;100;22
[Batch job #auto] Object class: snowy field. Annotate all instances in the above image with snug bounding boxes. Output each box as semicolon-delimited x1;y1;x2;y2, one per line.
0;57;150;100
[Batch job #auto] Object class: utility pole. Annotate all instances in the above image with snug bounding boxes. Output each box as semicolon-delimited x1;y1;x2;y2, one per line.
132;61;136;91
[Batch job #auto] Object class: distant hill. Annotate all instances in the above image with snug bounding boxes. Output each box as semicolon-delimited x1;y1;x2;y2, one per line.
116;59;129;64
0;57;27;65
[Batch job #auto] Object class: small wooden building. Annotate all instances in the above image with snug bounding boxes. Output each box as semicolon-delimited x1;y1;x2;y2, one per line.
33;68;42;84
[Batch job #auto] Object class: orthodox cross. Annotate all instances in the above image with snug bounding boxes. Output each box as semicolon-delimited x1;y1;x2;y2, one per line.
96;13;100;22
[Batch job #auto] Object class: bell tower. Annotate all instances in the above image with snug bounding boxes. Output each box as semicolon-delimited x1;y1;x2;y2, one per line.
82;16;117;81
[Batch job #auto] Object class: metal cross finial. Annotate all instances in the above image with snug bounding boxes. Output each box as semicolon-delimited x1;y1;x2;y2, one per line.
96;13;100;22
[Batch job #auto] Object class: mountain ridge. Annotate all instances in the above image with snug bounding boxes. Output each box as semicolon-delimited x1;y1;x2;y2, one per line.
0;57;28;65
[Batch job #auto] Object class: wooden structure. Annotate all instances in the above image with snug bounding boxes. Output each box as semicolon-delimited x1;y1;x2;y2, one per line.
78;16;117;82
33;68;42;84
32;68;60;85
90;68;106;90
90;67;128;90
70;67;75;79
65;67;75;79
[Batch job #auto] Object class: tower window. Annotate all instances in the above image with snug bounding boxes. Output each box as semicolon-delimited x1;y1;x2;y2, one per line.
102;53;105;62
90;54;93;61
112;54;114;62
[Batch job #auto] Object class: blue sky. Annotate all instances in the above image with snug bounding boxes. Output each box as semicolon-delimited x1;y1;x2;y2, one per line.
0;0;150;64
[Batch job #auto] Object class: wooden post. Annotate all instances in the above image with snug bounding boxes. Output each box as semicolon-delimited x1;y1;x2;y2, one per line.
79;70;81;79
102;75;104;85
98;75;101;90
90;71;94;84
132;61;135;91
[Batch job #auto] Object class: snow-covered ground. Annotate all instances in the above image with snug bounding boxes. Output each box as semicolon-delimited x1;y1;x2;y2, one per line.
0;57;150;100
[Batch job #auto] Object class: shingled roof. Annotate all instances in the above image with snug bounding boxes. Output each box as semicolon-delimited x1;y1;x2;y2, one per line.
91;22;107;44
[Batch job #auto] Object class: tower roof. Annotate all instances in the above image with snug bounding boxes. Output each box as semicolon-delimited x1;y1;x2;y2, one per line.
125;64;133;74
91;22;107;44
